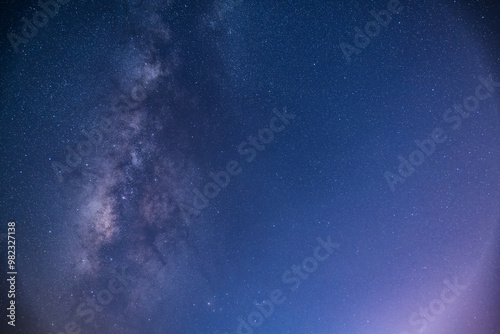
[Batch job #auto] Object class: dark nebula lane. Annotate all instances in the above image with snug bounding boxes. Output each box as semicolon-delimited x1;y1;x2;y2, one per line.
0;0;499;333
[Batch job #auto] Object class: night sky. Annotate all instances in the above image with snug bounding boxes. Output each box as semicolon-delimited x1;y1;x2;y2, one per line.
0;0;499;333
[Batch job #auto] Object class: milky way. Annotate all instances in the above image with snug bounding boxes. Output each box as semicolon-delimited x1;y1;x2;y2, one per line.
1;1;499;334
38;1;224;332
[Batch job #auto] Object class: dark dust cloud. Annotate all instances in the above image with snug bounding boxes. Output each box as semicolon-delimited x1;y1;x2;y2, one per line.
0;0;499;333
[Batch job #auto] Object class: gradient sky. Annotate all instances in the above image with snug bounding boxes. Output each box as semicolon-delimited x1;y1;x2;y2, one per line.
0;0;499;333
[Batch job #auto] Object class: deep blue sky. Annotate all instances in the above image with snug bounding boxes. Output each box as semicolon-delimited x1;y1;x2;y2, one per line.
1;1;499;333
